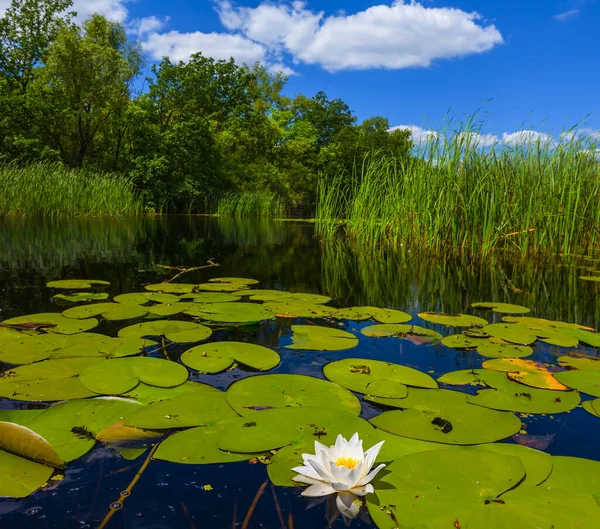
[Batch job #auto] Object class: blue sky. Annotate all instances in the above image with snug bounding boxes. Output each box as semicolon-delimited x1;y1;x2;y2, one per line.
9;0;599;141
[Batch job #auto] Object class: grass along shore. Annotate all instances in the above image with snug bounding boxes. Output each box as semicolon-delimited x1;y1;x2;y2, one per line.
316;131;600;256
0;163;144;216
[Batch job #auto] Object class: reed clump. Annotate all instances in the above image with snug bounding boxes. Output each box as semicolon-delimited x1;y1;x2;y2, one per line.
316;127;600;255
0;163;144;216
216;192;286;218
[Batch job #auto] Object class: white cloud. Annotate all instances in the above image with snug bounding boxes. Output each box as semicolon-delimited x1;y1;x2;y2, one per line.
502;130;553;146
143;30;266;64
561;128;600;141
127;16;169;37
554;9;580;21
216;0;503;72
72;0;129;23
457;131;499;147
390;125;442;145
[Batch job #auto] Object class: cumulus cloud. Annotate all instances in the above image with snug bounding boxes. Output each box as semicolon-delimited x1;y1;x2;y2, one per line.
561;128;600;141
502;130;553;146
216;0;503;72
127;16;169;37
0;0;129;22
457;131;500;147
143;31;266;64
554;9;580;21
389;125;441;145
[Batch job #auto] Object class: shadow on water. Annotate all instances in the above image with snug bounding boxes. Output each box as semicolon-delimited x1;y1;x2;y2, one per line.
0;217;599;528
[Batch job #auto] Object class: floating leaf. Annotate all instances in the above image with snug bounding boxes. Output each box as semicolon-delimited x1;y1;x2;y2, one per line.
46;279;110;289
0;422;64;467
558;355;600;371
542;456;600;498
0;333;65;364
50;335;156;360
263;301;335;318
95;420;162;444
554;370;600;397
483;358;568;390
502;316;594;331
476;341;533;359
441;334;488;349
225;374;361;416
438;368;516;391
146;303;191;317
244;291;331;304
468;385;580;414
181;342;280;373
118;320;212;343
368;388;521;444
192;278;258;292
323;358;437;398
471;302;530;314
361;324;441;341
418;313;488;327
287;325;358;351
482;323;537;345
582;399;600;418
185;302;274;325
113;292;179;305
482;443;552;488
1;313;98;335
180;292;241;303
80;357;189;395
54;293;109;303
0;450;54;498
122;381;218;405
63;302;148;321
145;283;196;294
561;328;600;348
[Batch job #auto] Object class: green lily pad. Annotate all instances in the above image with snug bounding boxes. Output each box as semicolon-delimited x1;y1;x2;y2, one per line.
113;292;180;305
1;313;98;335
332;306;409;323
181;342;280;373
122;381;218;405
51;335;157;360
558;355;600;371
146;303;191;317
287;325;358;351
477;341;533;358
561;328;600;347
209;277;259;287
468;385;580;414
154;420;257;465
482;323;537;345
246;291;331;304
0;410;45;426
185;302;275;325
218;406;377;453
0;421;64;467
26;397;144;462
46;279;110;289
145;283;196;294
180;292;241;303
323;358;437;398
367;448;526;529
225;374;361;416
63;303;149;321
192;278;258;292
125;391;239;429
419;313;488;327
95;420;162;445
80;357;189;395
368;388;521;444
483;358;568;391
502;316;594;332
582;399;600;418
54;293;109;303
441;334;489;349
482;443;552;488
361;324;442;341
438;368;517;391
554;370;600;397
0;450;54;498
472;302;530;314
0;333;67;364
0;358;102;401
118;320;212;343
542;456;600;497
263;301;335;318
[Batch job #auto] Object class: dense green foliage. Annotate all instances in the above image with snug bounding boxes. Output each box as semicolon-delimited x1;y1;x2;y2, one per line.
0;0;411;215
317;131;600;255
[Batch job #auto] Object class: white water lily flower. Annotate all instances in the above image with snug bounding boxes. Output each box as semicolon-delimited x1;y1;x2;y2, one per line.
292;433;385;522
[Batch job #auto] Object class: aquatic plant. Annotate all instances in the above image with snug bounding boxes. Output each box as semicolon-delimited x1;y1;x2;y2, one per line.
216;192;286;218
0;163;144;217
316;125;600;255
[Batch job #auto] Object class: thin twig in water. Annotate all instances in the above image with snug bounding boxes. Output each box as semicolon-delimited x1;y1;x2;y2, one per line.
270;483;287;529
241;480;269;529
232;496;238;529
97;444;158;529
288;511;295;529
158;259;219;283
180;501;197;529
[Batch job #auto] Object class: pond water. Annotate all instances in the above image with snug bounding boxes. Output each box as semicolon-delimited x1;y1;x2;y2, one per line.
0;216;599;529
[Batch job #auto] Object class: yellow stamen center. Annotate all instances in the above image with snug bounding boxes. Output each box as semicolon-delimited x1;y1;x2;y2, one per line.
335;457;360;469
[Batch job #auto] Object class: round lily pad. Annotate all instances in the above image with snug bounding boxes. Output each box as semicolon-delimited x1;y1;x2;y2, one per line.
554;370;600;397
477;341;533;358
558;355;600;371
471;302;530;314
323;358;438;398
468;385;580;414
441;334;489;349
542;455;600;498
419;313;488;327
180;292;241;303
113;292;180;305
181;342;280;373
0;450;54;498
154;420;257;465
287;325;358;351
118;320;212;343
80;357;189;395
438;368;515;390
583;399;600;418
0;333;65;364
0;421;64;467
146;303;191;317
192;278;258;292
263;301;335;318
482;323;537;345
47;279;110;289
54;293;109;303
502;316;593;332
332;306;409;323
125;392;239;429
145;283;196;294
246;291;331;304
122;380;218;405
225;374;361;416
50;335;156;360
218;406;377;453
483;358;568;391
368;388;521;444
63;302;149;321
1;313;98;335
185;302;274;325
361;324;441;341
561;328;600;347
482;443;552;488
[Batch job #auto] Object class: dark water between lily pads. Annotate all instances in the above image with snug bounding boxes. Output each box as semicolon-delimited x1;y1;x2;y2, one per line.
1;216;600;529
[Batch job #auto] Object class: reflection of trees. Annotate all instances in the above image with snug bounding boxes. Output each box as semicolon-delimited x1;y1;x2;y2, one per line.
322;241;600;326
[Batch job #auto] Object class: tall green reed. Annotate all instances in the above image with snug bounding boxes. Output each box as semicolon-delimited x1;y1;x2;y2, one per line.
0;163;144;216
316;123;600;256
216;192;285;218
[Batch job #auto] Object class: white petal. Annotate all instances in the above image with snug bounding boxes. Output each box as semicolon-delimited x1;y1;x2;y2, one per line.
350;483;374;496
336;492;361;523
292;463;321;481
313;440;329;457
363;440;385;473
308;458;334;482
301;483;336;497
292;475;322;486
358;463;386;486
330;462;363;491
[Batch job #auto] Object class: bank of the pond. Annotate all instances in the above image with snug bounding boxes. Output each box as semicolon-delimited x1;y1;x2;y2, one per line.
316;134;600;255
